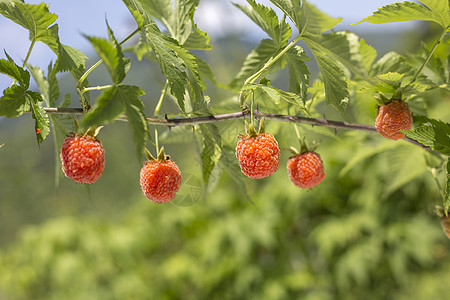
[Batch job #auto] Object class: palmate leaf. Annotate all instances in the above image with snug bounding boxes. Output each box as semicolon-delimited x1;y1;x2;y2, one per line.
303;36;349;119
244;83;306;109
28;91;50;146
352;1;449;28
301;1;342;35
0;51;30;88
286;45;310;102
0;1;57;41
234;0;291;47
0;84;29;118
199;124;222;186
269;0;301;30
141;24;188;112
138;0;211;49
0;1;87;72
401;118;450;156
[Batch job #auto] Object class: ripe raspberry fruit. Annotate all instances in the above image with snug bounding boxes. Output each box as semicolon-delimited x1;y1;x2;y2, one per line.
60;134;105;184
375;99;413;140
140;156;182;203
287;151;325;189
235;132;280;179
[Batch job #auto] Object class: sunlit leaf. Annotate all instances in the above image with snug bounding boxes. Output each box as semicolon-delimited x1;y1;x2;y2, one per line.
0;84;30;118
0;51;30;88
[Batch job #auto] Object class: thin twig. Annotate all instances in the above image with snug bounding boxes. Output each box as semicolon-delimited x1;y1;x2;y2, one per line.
40;107;430;150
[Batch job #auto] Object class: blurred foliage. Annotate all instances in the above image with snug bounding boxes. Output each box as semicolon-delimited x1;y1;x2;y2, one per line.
1;124;450;299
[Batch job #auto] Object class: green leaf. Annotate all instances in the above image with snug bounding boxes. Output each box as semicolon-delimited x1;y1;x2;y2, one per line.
0;1;57;41
118;85;148;159
49;113;72;187
85;23;126;84
269;0;301;30
245;83;306;109
419;0;450;28
445;160;450;214
28;63;59;107
359;38;377;73
370;51;412;76
352;1;447;28
0;84;30;118
301;1;342;34
82;86;125;128
286;45;310;102
28;91;50;146
199;124;222;185
230;39;285;89
121;0;154;27
0;2;87;72
140;25;188;112
234;0;291;47
183;22;212;50
82;85;147;158
0;51;30;88
219;144;250;202
377;72;404;86
303;37;349;118
402;117;450;155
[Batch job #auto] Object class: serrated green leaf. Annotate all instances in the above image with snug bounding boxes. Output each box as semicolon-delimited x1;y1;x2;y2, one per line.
370;51;412;77
141;25;188;112
359;38;377;73
50;114;71;187
269;0;301;30
420;0;450;28
85;24;126;84
28;92;50;145
82;86;125;128
235;0;291;47
219;144;250;201
118;85;147;159
352;1;446;28
122;0;154;27
0;1;57;41
183;22;212;50
445;160;450;214
402;118;450;155
303;37;349;118
301;1;342;34
230;39;285;89
28;64;60;107
377;72;404;86
286;45;310;102
245;83;306;109
0;2;86;72
310;31;371;80
0;84;29;117
0;51;30;88
199;124;222;185
59;93;71;108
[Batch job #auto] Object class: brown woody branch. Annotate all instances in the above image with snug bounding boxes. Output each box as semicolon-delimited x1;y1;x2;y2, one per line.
42;107;430;150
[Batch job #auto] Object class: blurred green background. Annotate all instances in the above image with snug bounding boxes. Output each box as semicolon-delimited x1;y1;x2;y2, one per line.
0;16;449;300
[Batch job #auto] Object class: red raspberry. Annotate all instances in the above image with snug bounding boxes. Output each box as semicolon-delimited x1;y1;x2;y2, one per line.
60;134;105;184
235;133;280;179
375;99;413;140
140;159;182;203
287;152;325;188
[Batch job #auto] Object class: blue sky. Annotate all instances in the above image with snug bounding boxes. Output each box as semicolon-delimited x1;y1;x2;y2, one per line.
0;0;416;91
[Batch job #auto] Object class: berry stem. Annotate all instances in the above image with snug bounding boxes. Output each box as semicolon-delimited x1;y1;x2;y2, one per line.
154;79;169;117
407;28;447;87
38;107;432;150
